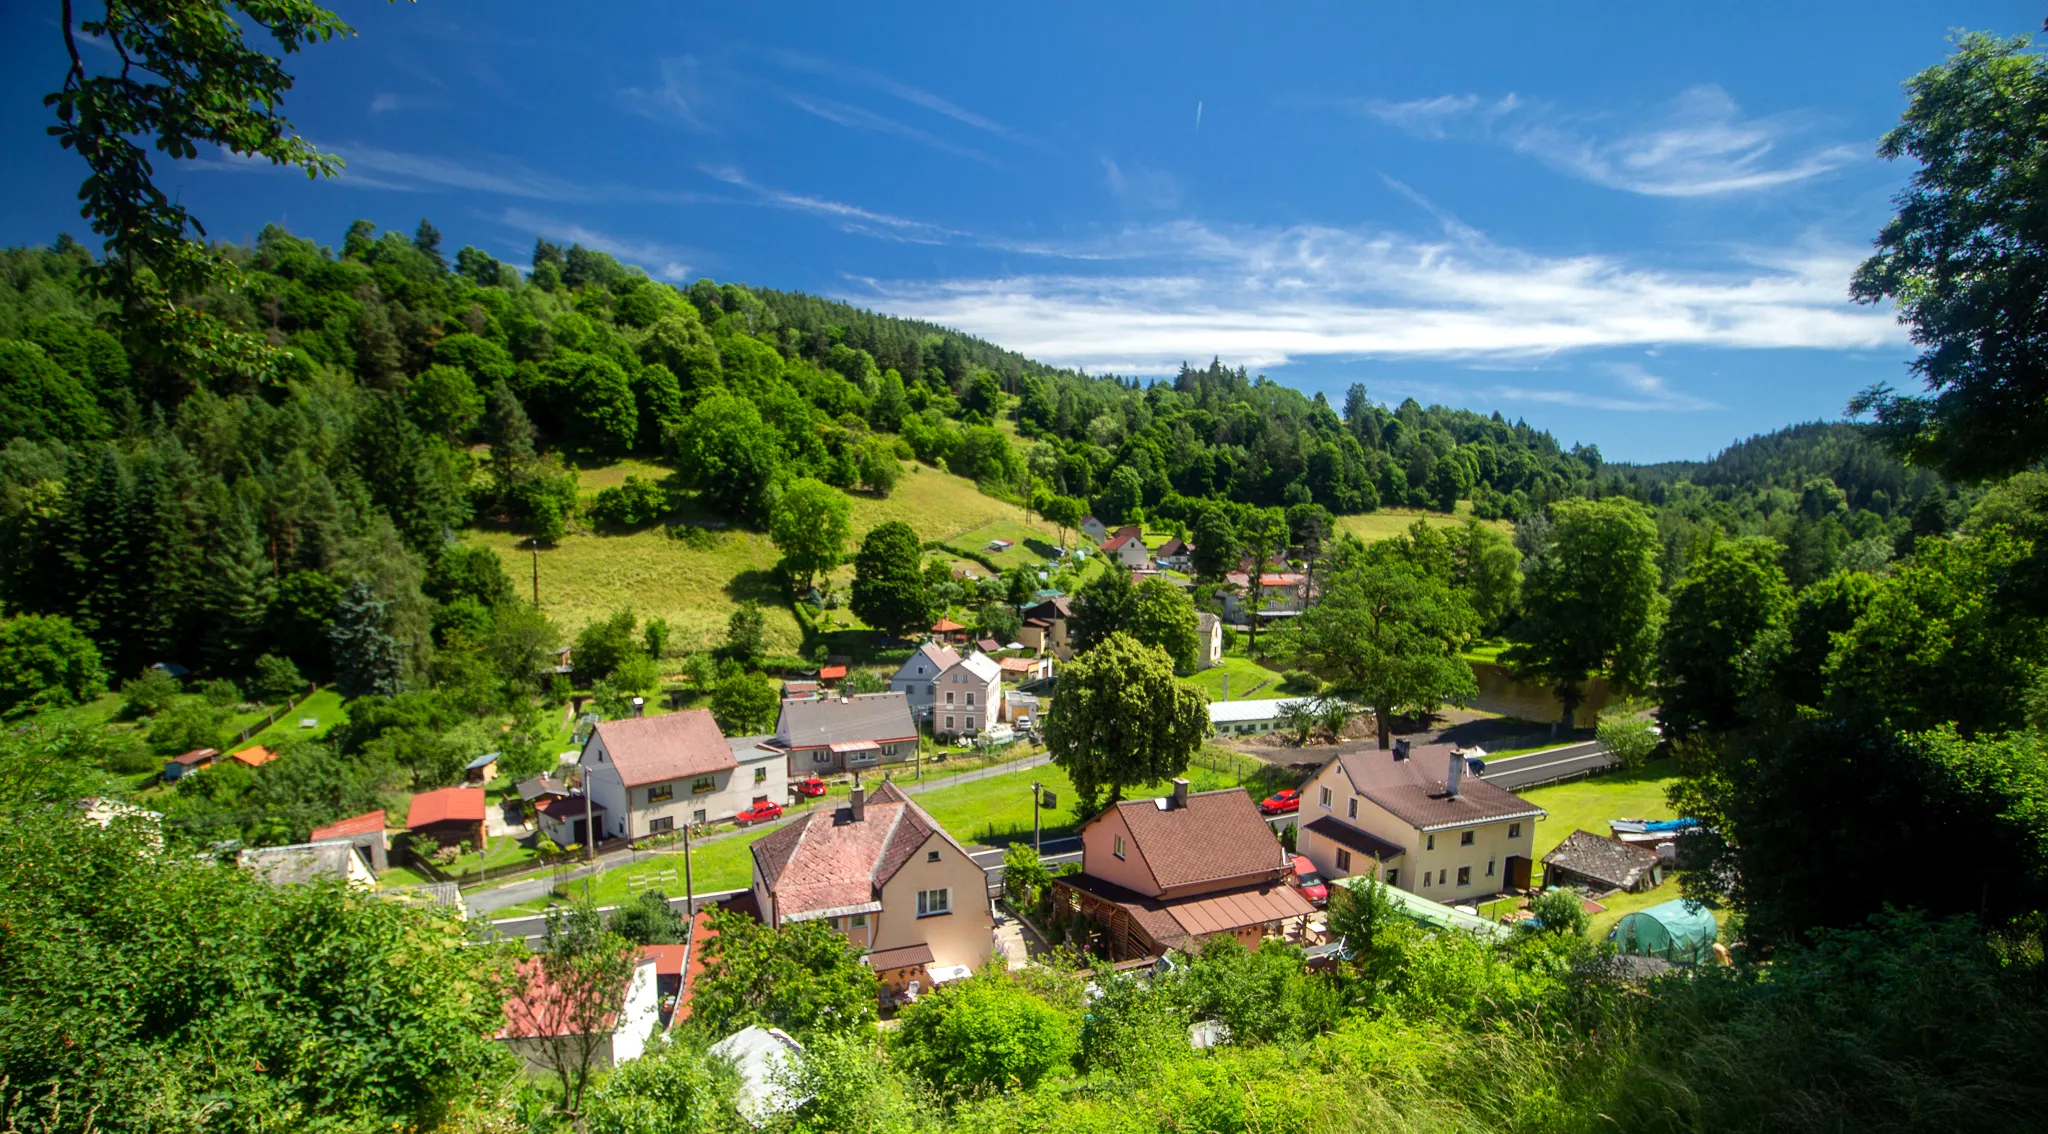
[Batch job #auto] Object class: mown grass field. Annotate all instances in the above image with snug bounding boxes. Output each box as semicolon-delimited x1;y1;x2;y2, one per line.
240;688;350;747
1336;503;1511;544
1182;656;1286;702
1518;762;1679;866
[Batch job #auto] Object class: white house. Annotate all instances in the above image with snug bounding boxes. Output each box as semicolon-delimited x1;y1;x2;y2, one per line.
1195;612;1224;670
1101;525;1151;570
1079;515;1110;542
1206;697;1319;736
889;642;961;723
579;710;753;840
931;652;1002;738
727;733;790;811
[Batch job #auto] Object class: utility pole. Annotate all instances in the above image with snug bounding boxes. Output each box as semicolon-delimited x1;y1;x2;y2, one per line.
530;537;541;607
684;820;695;918
1032;781;1042;855
582;760;596;865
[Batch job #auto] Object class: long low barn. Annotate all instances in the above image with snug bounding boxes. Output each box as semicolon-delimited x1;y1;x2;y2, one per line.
1206;697;1319;736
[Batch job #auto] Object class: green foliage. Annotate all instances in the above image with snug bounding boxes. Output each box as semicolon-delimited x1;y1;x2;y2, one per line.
975;601;1022;644
1067;561;1135;653
710;668;777;735
1595;707;1659;769
0;613;106;716
145;695;229;754
769;477;851;590
1656;536;1793;740
1849;33;2048;480
119;666;182;718
583;1035;738;1134
723;601;766;663
532;901;641;1115
1001;841;1051;907
1171;935;1341;1046
1284;530;1477;747
1125;577;1202;672
0;339;105;444
1044;632;1210;810
248;653;305;702
851;520;934;640
667;390;782;518
1506;497;1665;725
588;475;672;530
892;974;1079;1095
573;608;641;682
404;363;483;442
1526;887;1589;937
685;908;878;1039
1075;970;1191;1079
608;888;686;946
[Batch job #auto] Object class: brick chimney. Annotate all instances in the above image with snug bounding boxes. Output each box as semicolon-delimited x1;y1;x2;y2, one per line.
1446;748;1464;798
850;782;866;822
1170;777;1190;809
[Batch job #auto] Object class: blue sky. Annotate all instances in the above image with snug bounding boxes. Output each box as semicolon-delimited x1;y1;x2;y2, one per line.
2;1;2037;461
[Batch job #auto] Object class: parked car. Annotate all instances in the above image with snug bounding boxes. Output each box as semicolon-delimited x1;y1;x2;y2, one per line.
736;801;784;824
794;776;828;798
1288;854;1329;906
1258;788;1301;815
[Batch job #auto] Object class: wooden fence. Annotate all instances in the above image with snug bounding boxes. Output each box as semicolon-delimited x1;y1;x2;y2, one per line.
231;684;321;745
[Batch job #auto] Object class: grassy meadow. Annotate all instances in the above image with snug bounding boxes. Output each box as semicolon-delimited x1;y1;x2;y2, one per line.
1336;502;1511;544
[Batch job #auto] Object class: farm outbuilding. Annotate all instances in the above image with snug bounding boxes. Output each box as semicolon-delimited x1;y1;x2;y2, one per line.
1608;898;1718;965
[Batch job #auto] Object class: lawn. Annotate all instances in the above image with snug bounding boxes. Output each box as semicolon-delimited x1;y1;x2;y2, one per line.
1336;503;1511;545
442;834;542;881
1518;762;1680;866
950;519;1068;566
1181;656;1286;702
240;688;350;747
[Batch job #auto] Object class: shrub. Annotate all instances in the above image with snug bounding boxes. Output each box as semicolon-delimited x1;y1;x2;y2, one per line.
588;476;671;530
1279;670;1323;694
197;678;242;708
1527;887;1589;937
120;667;183;718
248;654;305;703
0;613;107;716
146;697;229;755
1596;706;1659;768
891;975;1078;1095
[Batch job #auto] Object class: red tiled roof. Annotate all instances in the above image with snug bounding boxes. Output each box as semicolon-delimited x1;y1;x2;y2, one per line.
675;911;714;1022
750;781;970;921
1096;789;1290;891
406;786;486;828
640;943;688;976
589;710;736;787
228;745;277;768
930;617;965;632
1258;573;1303;586
818;665;847;679
309;810;385;841
1102;533;1142;550
499;954;640;1039
997;657;1037;673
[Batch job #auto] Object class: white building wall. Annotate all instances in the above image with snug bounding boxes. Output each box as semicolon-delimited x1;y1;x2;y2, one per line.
610;959;661;1064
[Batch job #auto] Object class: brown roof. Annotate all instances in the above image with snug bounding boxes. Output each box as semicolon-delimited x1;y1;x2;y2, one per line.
931;617;965;632
406;786;486;828
863;942;935;971
1156;537;1189;557
1023;597;1072;621
170;747;219;766
1543;829;1661;890
498;955;641;1039
228;745;278;768
309;810;386;841
1057;873;1313;953
750;782;971;921
997;656;1037;673
1302;815;1405;860
1333;745;1545;832
818;665;847;679
589;710;736;787
1098;788;1290;892
538;795;605;821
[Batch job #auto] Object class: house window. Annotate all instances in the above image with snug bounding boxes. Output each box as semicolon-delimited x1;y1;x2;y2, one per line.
691;776;715;794
1426;834;1435;851
966;692;975;706
926;850;940;863
946;691;955;705
649;817;673;834
1385;869;1399;888
692;809;706;825
814;751;832;765
1457;866;1471;887
945;716;954;731
966;717;975;730
1508;822;1522;839
1420;871;1430;888
1487;858;1496;876
1114;835;1126;859
850;912;867;928
927;684;935;694
1347;798;1357;820
1336;848;1352;872
883;744;898;756
754;767;767;784
647;784;673;803
1460;830;1475;847
916;888;951;917
1318;787;1332;808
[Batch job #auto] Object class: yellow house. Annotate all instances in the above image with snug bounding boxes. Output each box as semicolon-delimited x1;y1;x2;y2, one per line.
1296;740;1545;902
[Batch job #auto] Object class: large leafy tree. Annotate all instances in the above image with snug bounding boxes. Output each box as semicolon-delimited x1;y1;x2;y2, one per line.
1505;497;1664;727
1285;535;1477;748
1125;577;1202;673
1850;33;2048;480
1655;536;1792;741
892;976;1079;1096
850;521;933;641
0;614;107;717
1067;563;1136;654
46;0;351;383
665;391;783;518
1044;632;1209;809
528;902;639;1118
685;908;877;1039
769;477;851;592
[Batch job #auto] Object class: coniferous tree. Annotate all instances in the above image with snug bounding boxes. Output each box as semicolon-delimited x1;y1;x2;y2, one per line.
412;218;444;271
329;579;404;696
201;495;276;673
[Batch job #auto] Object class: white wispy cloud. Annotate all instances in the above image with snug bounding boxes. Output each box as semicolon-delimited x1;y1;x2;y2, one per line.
1102;158;1183;210
1482;363;1719;413
498;208;694;281
781;92;999;165
1358;85;1858;197
846;219;1903;377
698;165;967;243
765;48;1037;146
620;57;708;129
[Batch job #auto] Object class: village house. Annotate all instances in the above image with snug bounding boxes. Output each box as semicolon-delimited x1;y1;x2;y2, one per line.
1053;779;1315;961
579;710;758;840
1102;525;1151;570
463;751;499;784
161;747;218;782
1295;740;1545;901
1155;536;1193;572
308;808;389;872
1079;515;1110;542
1543;829;1664;893
773;693;918;777
1017;596;1073;658
536;792;603;848
498;952;660;1076
239;840;378;888
228;745;277;769
406;786;488;851
728;733;791;806
930;652;1001;738
997;654;1053;684
1195;612;1223;669
890;642;960;721
749;780;994;995
929;617;968;644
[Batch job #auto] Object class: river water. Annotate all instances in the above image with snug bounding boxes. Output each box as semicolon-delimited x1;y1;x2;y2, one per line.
1468;661;1616;728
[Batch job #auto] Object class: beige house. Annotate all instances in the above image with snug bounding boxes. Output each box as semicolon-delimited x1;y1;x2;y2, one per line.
930;653;1001;738
1195;612;1223;669
1053;779;1314;961
1018;596;1073;658
1296;740;1545;902
749;780;993;992
580;710;757;840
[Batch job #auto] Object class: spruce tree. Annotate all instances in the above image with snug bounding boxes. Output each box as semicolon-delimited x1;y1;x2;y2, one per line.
329;580;404;696
201;495;276;673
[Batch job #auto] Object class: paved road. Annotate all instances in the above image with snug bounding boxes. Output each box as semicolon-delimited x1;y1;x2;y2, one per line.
465;752;1059;916
972;838;1082;895
485;887;748;947
1476;741;1613;790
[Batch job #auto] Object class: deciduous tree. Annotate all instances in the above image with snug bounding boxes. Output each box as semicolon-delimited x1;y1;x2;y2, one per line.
1504;498;1664;727
1044;632;1209;809
769;478;850;592
850;521;933;641
1655;536;1792;741
686;908;877;1038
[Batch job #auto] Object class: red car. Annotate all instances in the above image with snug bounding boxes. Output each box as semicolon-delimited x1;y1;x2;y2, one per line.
1258;788;1301;816
1288;854;1329;906
736;801;784;824
794;776;828;798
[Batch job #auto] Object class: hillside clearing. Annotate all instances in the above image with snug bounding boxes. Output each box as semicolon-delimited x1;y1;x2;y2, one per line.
1337;503;1510;544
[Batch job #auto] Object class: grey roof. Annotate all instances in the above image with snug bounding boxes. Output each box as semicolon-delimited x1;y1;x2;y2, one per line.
775;693;918;750
465;751;501;771
727;734;782;763
1196;612;1221;633
238;842;366;886
1543;829;1661;890
517;774;567;802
